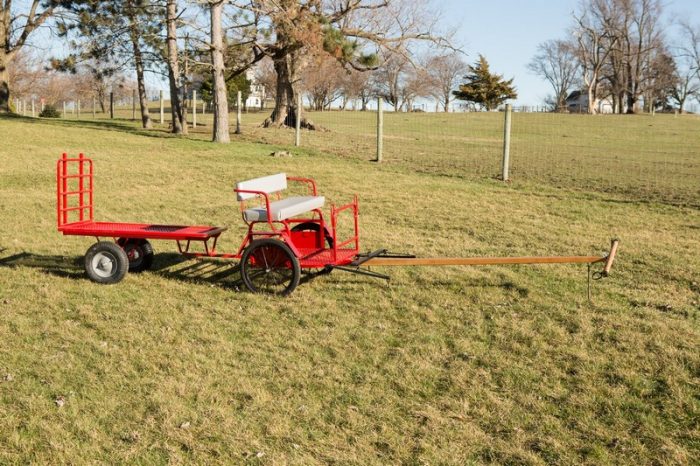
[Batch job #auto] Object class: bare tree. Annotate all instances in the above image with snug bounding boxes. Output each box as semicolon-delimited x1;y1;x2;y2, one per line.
210;0;229;142
166;0;187;134
527;39;579;112
644;48;678;111
401;66;431;111
671;22;700;113
303;55;345;111
339;69;371;110
573;3;618;114
618;0;664;113
425;52;465;112
0;0;58;112
372;52;409;111
124;0;153;128
679;21;700;81
223;0;453;128
254;58;276;109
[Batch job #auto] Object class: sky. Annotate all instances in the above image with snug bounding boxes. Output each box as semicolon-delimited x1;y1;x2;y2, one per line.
441;0;700;106
25;0;700;107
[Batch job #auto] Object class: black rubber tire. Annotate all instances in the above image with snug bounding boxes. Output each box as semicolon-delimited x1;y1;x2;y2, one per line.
240;239;301;296
291;222;334;248
117;238;154;273
84;241;129;284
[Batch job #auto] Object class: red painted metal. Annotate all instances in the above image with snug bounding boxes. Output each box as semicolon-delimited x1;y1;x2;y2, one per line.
57;153;227;245
231;176;360;267
58;154;361;269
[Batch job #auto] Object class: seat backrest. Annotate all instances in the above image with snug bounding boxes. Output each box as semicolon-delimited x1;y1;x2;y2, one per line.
235;173;287;201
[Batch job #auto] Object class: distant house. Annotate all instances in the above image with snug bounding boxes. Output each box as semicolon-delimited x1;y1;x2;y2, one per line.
565;90;614;114
245;69;266;110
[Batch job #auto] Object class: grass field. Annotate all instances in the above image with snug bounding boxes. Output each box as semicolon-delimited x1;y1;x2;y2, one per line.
85;105;700;207
0;113;698;464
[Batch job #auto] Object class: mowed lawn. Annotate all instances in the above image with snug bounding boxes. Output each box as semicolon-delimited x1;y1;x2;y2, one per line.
0;114;698;464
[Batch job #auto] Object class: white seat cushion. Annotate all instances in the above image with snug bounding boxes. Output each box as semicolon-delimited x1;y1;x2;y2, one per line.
235;173;287;201
243;196;325;222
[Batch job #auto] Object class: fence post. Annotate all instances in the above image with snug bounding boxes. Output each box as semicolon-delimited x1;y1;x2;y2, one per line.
159;90;164;124
77;100;80;119
376;97;384;162
501;104;513;181
63;101;66;118
31;99;35;117
202;100;206;116
92;96;96;118
192;90;197;128
109;92;114;119
295;93;302;146
236;91;242;135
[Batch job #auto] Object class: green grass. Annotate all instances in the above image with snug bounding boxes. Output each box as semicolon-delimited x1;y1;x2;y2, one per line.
0;113;698;464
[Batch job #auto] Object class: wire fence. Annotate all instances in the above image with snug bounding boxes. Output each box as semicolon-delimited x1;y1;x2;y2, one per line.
13;91;700;207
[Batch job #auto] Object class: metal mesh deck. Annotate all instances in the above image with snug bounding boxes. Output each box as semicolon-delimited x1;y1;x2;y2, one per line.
59;221;226;240
298;248;357;267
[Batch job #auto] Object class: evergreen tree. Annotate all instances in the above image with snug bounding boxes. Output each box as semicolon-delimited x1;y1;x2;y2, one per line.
453;55;517;110
54;0;162;128
199;73;251;108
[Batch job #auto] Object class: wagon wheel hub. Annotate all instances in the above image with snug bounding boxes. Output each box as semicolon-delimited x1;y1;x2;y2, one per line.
98;257;113;271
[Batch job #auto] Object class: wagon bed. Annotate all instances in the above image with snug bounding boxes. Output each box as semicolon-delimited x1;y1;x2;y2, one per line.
57;153;225;243
58;222;226;241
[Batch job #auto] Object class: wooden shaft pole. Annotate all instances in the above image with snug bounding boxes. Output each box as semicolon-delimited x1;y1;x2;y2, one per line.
603;239;619;276
363;255;606;267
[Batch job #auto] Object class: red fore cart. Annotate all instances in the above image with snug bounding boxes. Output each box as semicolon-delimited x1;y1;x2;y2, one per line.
57;153;376;295
57;153;618;297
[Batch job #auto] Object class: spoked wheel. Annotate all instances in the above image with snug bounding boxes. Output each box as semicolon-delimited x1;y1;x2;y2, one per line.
117;238;154;273
240;239;301;296
84;241;129;284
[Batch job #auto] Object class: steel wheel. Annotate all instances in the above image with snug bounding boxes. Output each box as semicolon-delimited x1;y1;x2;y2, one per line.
84;241;128;284
240;239;300;296
117;238;154;273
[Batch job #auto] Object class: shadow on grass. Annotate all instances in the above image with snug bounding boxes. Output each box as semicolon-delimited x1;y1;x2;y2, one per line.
0;251;248;289
0;250;395;292
0;113;184;140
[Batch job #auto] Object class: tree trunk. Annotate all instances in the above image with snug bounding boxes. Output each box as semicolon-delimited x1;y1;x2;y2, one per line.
586;77;597;115
166;0;186;134
97;88;107;113
264;54;299;127
210;1;230;143
127;14;152;129
0;49;10;113
443;94;450;112
360;94;369;111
